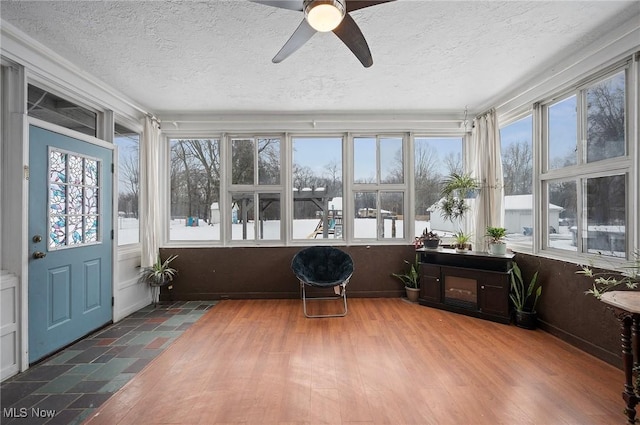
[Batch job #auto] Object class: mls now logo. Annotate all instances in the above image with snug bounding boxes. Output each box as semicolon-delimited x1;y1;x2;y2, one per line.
3;407;56;418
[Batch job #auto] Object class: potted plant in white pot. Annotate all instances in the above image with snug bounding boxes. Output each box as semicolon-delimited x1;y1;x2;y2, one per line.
392;254;421;302
486;226;507;255
510;261;542;329
139;254;179;306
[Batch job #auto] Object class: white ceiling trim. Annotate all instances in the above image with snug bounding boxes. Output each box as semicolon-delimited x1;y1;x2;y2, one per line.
157;111;469;134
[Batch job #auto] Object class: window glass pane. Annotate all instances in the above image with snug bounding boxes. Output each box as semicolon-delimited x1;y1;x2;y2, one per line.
258;138;280;185
169;139;221;241
548;180;576;251
380;137;403;184
232;139;254;185
500;116;533;247
258;193;280;240
292;137;343;240
28;85;97;137
414;137;463;237
354;137;376;183
380;192;403;239
354;191;377;238
586;71;625;162
115;124;139;245
548;95;577;169
48;149;101;249
231;193;254;240
585;175;626;257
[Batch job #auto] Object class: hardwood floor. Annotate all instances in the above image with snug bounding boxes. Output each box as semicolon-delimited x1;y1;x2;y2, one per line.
83;298;623;425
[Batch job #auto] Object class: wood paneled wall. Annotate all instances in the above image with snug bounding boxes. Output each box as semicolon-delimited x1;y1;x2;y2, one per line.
514;253;621;367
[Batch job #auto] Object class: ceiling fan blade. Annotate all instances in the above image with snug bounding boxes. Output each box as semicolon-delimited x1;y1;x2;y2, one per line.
272;19;317;63
249;0;303;11
332;14;372;67
346;0;396;13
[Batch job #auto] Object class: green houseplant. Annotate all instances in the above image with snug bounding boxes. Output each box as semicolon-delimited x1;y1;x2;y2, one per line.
419;229;440;250
439;172;480;250
486;226;507;255
392;254;421;302
439;172;480;223
510;261;542;329
453;230;472;252
577;250;639;299
140;254;179;305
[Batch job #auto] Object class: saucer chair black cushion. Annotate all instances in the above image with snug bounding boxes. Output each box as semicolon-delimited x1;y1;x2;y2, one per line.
291;246;354;287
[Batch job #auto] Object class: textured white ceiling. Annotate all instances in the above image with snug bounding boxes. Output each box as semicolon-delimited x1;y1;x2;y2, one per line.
1;0;638;115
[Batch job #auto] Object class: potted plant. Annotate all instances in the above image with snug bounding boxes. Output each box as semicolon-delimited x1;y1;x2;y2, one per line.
439;172;480;223
486;226;507;255
420;229;440;250
510;261;542;329
453;230;472;252
139;254;179;305
392;254;421;302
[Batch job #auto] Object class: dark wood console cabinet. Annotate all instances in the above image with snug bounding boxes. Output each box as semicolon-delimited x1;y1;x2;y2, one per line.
417;248;514;324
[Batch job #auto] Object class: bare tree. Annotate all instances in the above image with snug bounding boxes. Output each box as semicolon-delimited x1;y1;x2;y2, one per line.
118;147;139;217
414;143;442;216
587;75;625;161
502;140;532;196
258;138;280;185
443;152;463;176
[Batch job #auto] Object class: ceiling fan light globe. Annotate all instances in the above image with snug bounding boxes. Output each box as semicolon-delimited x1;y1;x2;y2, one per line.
304;0;346;32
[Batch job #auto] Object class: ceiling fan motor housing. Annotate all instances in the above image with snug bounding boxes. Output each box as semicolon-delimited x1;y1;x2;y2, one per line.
304;0;346;32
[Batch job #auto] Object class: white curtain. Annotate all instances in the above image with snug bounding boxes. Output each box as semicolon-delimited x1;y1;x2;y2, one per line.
471;109;504;252
141;116;161;268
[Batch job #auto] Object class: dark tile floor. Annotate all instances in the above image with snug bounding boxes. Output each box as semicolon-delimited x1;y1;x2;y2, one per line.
1;300;217;425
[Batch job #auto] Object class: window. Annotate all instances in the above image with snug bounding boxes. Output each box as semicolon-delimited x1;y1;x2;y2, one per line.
414;137;463;237
115;123;139;246
48;149;101;248
500;115;533;249
230;136;282;242
27;85;97;137
169;138;221;241
547;95;577;170
292;137;343;240
353;136;405;240
586;71;625;162
541;66;629;258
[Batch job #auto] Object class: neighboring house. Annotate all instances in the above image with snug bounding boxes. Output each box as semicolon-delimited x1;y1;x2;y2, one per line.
503;195;563;235
427;195;563;235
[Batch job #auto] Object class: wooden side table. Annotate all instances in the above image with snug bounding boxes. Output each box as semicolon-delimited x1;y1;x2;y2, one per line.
600;291;640;424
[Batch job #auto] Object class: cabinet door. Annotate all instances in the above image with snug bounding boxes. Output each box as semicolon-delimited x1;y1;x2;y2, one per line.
420;264;441;302
479;280;509;317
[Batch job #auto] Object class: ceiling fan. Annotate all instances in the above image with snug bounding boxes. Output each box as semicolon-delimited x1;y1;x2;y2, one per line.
250;0;396;67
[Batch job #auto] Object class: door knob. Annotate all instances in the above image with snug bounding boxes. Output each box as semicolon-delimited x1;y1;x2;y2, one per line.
32;251;46;259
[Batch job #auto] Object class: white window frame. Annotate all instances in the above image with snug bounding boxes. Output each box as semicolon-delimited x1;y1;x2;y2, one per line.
537;60;636;264
351;134;409;242
227;133;285;245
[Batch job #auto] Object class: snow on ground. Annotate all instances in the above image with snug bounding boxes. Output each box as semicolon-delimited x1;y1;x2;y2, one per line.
117;218;602;255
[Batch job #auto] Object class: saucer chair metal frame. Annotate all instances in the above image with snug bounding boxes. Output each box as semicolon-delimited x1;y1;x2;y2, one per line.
291;246;354;318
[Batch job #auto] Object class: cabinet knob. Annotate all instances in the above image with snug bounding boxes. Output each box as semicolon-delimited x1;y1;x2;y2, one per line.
436;278;440;282
481;285;485;289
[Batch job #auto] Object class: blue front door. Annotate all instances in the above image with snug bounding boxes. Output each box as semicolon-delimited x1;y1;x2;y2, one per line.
28;125;113;363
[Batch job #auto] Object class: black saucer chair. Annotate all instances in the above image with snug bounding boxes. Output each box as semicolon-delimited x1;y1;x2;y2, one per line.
291;246;354;318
